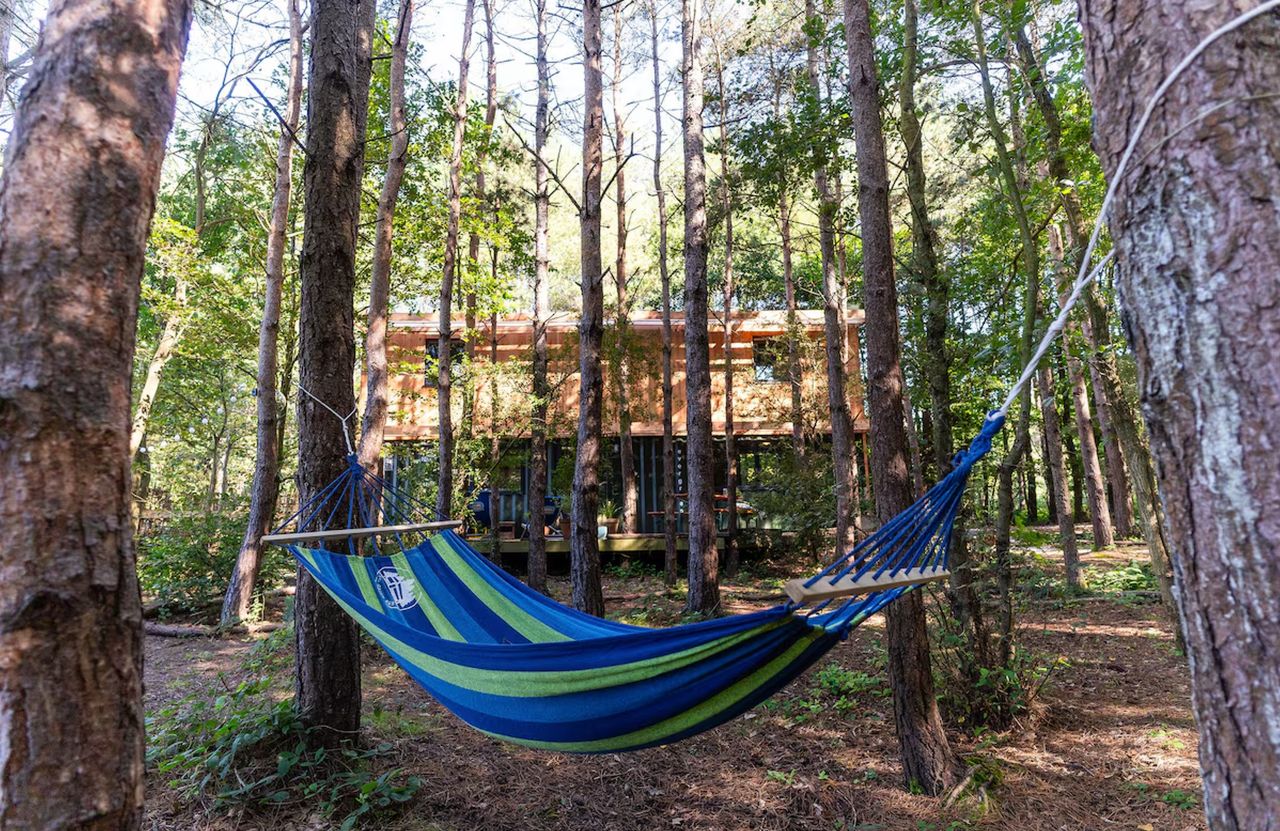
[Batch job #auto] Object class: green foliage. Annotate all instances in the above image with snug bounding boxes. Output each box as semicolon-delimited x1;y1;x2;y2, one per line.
1086;560;1157;594
147;635;421;829
137;509;289;615
742;447;836;562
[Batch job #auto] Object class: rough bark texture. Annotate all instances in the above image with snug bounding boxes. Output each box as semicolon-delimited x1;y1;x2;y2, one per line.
844;0;954;795
293;0;375;742
437;0;477;520
1078;4;1280;827
527;0;552;594
681;0;718;614
1036;364;1080;587
805;0;856;558
222;0;304;626
0;0;191;824
571;0;606;617
357;0;413;472
650;0;677;587
611;7;638;536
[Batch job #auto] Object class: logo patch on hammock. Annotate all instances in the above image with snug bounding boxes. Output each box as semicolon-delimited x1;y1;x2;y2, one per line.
375;567;419;611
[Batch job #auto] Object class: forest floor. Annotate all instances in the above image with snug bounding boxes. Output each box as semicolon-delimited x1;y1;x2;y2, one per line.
143;528;1204;831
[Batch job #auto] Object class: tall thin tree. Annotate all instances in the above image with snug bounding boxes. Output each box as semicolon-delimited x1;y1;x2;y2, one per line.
681;0;718;614
572;0;607;615
527;0;552;594
611;5;639;535
223;0;305;626
648;0;678;586
844;0;956;794
358;0;415;472
293;0;376;741
438;0;478;520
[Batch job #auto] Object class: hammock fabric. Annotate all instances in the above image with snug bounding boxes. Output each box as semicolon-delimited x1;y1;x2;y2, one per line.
280;415;1002;753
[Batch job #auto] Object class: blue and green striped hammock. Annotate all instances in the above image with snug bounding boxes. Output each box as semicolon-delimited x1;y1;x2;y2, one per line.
272;416;1001;753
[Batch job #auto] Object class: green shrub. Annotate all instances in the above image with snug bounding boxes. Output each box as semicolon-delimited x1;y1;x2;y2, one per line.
138;509;291;615
1087;560;1157;594
148;636;420;829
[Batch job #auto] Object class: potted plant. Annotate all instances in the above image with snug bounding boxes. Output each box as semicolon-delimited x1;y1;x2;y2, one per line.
598;498;621;537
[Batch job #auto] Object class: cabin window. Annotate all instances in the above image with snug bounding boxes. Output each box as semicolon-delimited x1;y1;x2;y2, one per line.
752;337;787;383
425;337;465;386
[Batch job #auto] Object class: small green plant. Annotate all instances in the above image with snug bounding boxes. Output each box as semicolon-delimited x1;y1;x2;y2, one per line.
148;661;420;828
765;769;797;786
1087;560;1158;594
1161;789;1199;810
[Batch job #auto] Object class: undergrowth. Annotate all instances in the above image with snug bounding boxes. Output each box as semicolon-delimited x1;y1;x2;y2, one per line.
146;630;421;829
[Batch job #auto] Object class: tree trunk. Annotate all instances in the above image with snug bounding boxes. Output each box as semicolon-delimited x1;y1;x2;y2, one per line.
713;37;738;578
1045;223;1112;548
293;0;375;743
572;0;606;617
1036;365;1080;588
902;386;925;497
1088;351;1135;537
844;0;955;795
437;0;477;520
1014;18;1135;542
1079;4;1280;826
681;0;718;615
223;0;304;621
129;274;187;460
527;0;552;594
806;0;857;559
649;0;678;587
357;0;413;474
780;190;804;455
611;8;638;537
0;0;191;823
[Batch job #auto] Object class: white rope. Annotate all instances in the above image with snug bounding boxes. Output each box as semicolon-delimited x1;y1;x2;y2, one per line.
993;0;1280;420
297;382;358;455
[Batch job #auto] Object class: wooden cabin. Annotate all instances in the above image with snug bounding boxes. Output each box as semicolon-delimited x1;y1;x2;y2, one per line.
381;309;870;536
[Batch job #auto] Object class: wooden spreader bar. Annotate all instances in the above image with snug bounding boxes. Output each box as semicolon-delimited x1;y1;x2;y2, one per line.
784;566;950;605
262;520;463;545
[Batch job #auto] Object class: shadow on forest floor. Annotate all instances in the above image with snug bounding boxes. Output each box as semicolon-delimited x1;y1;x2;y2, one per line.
143;528;1205;831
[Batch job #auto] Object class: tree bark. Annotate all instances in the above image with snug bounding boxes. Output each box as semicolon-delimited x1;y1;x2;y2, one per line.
1036;364;1080;588
437;0;477;520
681;0;718;614
0;0;191;823
844;0;955;795
527;0;552;594
610;7;639;536
357;0;413;473
649;0;678;587
805;0;856;559
571;0;606;617
1079;4;1280;826
220;0;303;623
712;34;738;578
293;0;375;743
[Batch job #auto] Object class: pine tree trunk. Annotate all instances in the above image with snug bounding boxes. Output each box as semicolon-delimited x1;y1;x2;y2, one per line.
1036;365;1080;587
293;0;375;743
527;0;552;594
681;0;718;614
572;0;606;616
806;0;857;559
357;0;413;475
611;9;639;537
713;38;739;578
0;0;190;823
223;0;303;626
437;0;477;520
845;0;955;795
780;191;804;455
1079;4;1280;825
649;0;678;587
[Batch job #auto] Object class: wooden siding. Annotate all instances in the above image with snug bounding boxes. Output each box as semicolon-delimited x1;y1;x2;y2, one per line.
382;309;869;440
